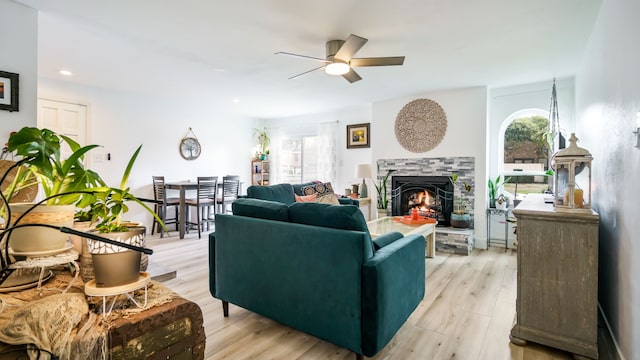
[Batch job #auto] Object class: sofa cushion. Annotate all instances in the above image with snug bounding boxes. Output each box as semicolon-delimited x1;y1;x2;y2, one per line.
232;198;289;222
246;183;296;204
288;202;373;253
289;202;374;257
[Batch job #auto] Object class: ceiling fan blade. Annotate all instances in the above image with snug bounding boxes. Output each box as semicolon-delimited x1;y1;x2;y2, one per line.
342;69;362;83
334;34;368;62
275;52;329;63
350;56;405;67
288;65;326;80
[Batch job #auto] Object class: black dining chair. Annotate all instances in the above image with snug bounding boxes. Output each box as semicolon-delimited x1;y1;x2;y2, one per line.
216;175;240;215
151;176;180;238
185;176;218;239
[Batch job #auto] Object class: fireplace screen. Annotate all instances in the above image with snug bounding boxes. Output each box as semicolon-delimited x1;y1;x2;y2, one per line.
391;176;454;226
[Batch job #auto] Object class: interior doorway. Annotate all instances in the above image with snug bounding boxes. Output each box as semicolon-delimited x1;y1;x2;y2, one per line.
36;98;89;162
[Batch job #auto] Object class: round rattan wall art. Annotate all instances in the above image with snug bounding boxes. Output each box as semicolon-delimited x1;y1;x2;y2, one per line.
394;98;447;153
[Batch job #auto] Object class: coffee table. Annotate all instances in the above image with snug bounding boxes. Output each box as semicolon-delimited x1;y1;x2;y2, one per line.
367;217;437;258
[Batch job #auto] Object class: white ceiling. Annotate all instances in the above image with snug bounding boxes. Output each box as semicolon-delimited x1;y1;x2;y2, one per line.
14;0;602;119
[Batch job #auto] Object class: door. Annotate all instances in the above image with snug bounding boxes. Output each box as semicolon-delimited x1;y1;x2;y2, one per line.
37;98;88;160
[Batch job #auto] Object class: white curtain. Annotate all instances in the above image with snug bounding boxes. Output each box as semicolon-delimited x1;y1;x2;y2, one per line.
268;126;284;185
316;122;337;183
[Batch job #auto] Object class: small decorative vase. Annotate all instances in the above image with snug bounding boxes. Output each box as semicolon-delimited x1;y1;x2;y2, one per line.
377;209;388;219
450;213;471;228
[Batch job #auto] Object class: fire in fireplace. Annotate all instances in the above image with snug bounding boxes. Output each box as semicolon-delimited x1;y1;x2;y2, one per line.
391;176;454;226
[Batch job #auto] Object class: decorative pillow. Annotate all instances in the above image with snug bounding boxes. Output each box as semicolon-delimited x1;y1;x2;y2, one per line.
295;193;318;203
317;193;340;205
300;181;335;196
300;182;339;204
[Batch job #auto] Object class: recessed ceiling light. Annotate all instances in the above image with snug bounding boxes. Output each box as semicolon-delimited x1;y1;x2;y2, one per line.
232;98;240;103
58;70;73;76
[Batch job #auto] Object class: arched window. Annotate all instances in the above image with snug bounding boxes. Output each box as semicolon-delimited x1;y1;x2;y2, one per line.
499;109;565;202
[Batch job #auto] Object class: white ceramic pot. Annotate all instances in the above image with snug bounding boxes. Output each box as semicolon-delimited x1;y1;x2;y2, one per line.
8;203;75;253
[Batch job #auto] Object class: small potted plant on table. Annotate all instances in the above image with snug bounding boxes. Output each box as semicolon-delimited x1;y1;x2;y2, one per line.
487;175;510;208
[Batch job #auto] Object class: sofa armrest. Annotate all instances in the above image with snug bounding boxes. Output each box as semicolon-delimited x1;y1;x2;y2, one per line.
371;231;404;251
361;234;425;357
338;198;359;206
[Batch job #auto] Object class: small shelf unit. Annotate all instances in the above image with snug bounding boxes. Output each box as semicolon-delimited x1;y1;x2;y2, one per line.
251;160;269;186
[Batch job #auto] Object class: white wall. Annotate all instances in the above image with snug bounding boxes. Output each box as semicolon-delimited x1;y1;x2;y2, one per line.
372;86;489;248
263;104;372;194
38;78;259;226
0;1;37;135
575;0;640;357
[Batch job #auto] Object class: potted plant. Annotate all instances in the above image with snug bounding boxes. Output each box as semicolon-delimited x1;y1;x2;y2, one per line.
450;174;472;228
373;168;396;218
253;128;270;160
85;144;165;287
487;174;510;208
3;127;105;253
495;194;509;210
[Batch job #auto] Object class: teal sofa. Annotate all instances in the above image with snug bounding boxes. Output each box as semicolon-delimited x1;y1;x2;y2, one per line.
209;198;425;359
246;182;360;206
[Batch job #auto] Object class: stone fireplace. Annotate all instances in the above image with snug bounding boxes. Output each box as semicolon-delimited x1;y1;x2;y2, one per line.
377;157;475;228
391;175;454;226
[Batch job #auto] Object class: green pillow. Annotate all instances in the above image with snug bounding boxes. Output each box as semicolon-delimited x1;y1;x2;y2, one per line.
232;198;289;222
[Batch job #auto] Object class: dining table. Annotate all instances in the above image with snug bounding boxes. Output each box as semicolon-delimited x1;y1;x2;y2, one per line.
164;181;199;239
164;179;243;239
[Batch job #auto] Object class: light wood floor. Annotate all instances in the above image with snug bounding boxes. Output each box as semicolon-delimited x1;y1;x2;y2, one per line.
147;230;614;360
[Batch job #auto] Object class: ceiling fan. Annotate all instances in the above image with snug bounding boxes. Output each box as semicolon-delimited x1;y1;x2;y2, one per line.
275;34;405;83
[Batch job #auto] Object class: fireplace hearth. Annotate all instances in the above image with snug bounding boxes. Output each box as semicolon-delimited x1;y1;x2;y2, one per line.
391;176;454;226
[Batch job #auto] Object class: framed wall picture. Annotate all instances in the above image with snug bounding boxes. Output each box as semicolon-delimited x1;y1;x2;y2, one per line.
347;123;370;149
0;71;19;112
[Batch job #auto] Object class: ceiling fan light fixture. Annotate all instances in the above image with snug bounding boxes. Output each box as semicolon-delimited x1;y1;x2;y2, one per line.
325;61;350;75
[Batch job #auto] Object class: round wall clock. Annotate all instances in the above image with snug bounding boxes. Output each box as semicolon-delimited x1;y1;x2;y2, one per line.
179;137;201;160
394;98;447;153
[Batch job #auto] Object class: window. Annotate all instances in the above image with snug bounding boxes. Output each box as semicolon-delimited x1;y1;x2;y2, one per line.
502;115;555;199
280;136;319;183
270;122;337;185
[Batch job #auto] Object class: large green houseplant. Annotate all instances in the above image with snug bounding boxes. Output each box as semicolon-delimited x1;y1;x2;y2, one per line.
4;127;105;252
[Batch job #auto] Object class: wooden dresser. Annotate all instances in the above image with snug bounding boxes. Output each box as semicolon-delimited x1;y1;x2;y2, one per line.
510;195;599;359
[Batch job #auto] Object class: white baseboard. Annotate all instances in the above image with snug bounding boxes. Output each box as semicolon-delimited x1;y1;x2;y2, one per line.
598;302;626;360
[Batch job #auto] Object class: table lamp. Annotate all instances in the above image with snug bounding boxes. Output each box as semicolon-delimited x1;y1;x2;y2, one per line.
356;164;371;198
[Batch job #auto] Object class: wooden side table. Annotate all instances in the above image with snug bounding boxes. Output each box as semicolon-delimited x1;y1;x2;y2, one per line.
358;197;372;221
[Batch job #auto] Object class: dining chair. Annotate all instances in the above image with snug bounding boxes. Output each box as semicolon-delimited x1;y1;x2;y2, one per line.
216;175;240;215
151;176;180;238
185;176;218;239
